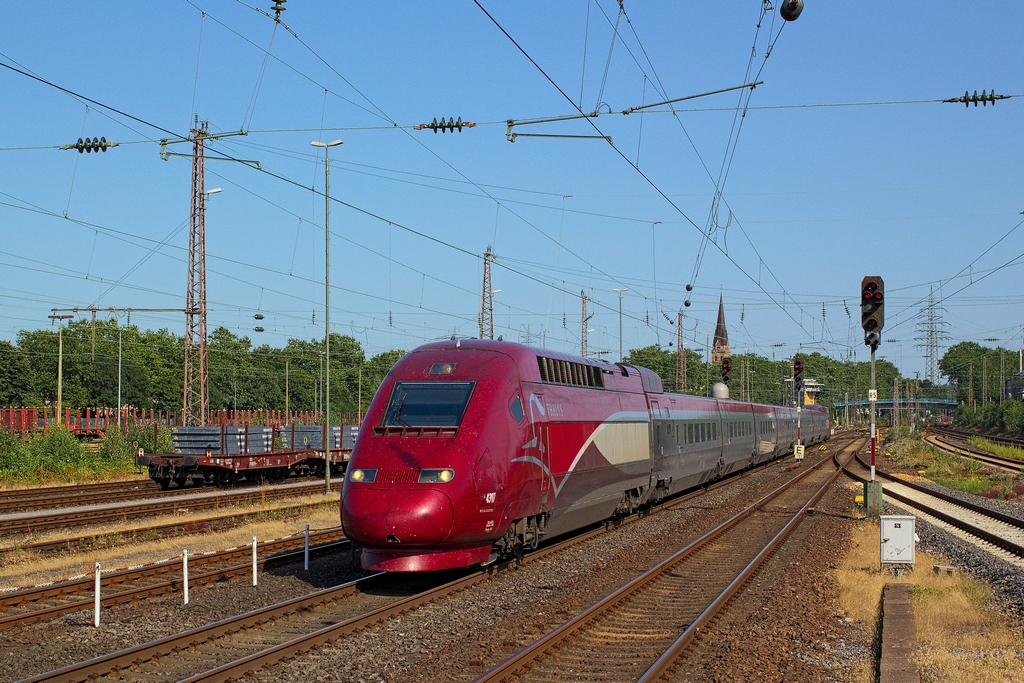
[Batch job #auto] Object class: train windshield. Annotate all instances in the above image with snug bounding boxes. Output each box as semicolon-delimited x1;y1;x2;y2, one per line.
384;382;475;427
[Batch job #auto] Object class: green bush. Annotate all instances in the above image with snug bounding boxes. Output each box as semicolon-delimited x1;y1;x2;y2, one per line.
29;427;86;474
0;429;33;477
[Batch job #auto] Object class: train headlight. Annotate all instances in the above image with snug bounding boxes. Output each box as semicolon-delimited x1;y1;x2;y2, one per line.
418;468;455;484
349;468;377;483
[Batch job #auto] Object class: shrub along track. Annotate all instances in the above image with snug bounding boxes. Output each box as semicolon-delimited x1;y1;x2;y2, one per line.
0;528;347;630
18;433;863;683
472;442;860;683
0;480;333;535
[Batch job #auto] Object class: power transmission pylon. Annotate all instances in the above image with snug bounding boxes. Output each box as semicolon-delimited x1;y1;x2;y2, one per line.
480;246;494;339
183;120;209;426
914;286;949;384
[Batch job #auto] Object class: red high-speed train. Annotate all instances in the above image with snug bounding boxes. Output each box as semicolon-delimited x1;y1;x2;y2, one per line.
341;340;830;572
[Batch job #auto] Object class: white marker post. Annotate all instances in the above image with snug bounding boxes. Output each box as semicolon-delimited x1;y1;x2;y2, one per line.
252;536;258;586
94;562;101;627
304;524;310;571
183;549;190;605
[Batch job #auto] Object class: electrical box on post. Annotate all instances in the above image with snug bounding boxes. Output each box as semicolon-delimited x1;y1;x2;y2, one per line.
880;514;915;568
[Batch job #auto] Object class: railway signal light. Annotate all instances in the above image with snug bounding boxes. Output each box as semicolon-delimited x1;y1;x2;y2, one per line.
793;356;804;386
414;117;477;134
721;357;732;386
861;276;885;350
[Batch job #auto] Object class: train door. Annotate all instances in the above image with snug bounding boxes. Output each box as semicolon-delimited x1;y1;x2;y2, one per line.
534;393;550;508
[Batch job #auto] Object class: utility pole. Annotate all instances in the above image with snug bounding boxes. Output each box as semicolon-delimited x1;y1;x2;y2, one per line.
47;314;73;426
183;120;209;427
480;246;494;339
983;355;988;404
844;391;849;428
311;138;343;495
613;288;628;361
580;291;593;358
162;117;254;427
677;311;685;393
969;362;974;408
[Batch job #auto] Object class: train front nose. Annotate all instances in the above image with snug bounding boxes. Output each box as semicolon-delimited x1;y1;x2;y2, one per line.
343;487;454;546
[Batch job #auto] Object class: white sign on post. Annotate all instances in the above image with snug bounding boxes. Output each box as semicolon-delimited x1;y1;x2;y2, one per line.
869;389;878;401
794;444;805;460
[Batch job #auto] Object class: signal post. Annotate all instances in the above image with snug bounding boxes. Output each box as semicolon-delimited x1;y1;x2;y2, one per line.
861;276;885;517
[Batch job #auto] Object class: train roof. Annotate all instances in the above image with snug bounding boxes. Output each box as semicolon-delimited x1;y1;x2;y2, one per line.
407;339;659;393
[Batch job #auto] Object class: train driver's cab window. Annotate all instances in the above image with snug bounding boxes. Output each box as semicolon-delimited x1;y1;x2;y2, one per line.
384;382;475;427
509;394;525;424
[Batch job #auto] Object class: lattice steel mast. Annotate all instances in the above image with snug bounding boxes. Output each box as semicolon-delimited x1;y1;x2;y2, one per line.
183;120;209;426
480;246;494;339
914;286;949;384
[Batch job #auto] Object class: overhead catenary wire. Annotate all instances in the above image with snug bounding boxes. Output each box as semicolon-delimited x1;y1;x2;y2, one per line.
471;0;837;359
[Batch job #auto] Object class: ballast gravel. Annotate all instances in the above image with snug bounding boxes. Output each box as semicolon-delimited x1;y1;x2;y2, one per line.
246;451;862;682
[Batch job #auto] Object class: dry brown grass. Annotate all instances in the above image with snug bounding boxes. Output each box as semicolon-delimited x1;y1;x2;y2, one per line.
0;493;340;590
833;489;1024;682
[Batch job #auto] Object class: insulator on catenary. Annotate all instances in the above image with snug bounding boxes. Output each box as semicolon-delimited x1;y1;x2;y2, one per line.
414;117;477;133
780;0;803;21
75;137;110;153
944;90;1008;107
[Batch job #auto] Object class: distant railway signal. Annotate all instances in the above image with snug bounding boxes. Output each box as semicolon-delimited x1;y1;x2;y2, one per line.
861;276;885;350
721;357;732;386
414;117;476;134
60;137;118;153
793;356;804;387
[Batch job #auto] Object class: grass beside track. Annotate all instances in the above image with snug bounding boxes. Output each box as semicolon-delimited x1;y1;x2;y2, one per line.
966;436;1024;463
835;518;1024;683
886;430;1019;499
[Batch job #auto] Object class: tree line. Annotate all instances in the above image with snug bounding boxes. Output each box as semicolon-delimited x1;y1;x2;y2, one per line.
2;320;1014;420
0;319;402;417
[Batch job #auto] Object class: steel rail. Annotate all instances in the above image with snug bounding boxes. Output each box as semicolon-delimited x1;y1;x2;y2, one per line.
930;426;1024;450
0;481;334;535
20;437;857;683
0;500;332;558
846;454;1024;558
636;448;855;683
0;530;347;630
474;441;862;683
924;432;1024;474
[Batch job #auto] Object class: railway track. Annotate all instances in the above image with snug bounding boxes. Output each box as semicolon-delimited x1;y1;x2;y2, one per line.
0;480;335;535
0;528;347;630
845;453;1024;559
19;436;861;683
930;426;1024;450
0;479;161;513
924;430;1024;474
0;500;333;558
472;442;860;683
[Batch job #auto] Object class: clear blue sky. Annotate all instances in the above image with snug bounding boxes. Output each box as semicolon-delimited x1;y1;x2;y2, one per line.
1;1;1022;379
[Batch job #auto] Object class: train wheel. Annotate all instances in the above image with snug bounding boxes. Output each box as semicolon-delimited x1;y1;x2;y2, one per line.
158;478;171;490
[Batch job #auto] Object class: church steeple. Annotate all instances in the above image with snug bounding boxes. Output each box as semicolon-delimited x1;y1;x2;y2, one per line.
712;295;730;363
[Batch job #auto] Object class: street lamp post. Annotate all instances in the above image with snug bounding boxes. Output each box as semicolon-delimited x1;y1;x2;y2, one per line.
311;139;342;495
613;288;628;361
47;314;73;426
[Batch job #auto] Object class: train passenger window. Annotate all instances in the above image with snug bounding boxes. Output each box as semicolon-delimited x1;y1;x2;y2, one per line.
509;394;525;424
384;381;475;427
687;424;694;444
712;424;717;440
699;424;705;442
